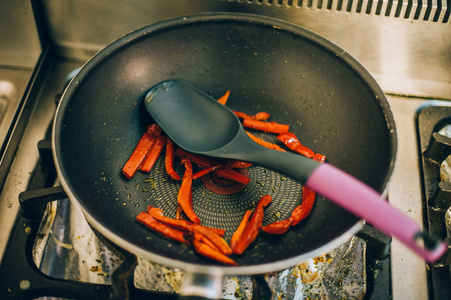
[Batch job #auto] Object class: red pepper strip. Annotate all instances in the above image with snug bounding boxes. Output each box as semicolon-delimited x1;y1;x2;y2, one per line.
146;124;163;137
289;153;326;226
140;135;167;172
122;125;162;179
191;233;238;266
276;132;315;158
233;111;270;121
232;195;272;255
230;210;253;250
262;218;293;234
289;186;316;226
242;119;289;134
176;148;250;184
195;232;223;253
136;212;190;244
147;206;192;233
176;148;218;168
165;139;181;180
252;112;271;121
176;205;183;220
177;158;200;224
224;160;253;169
148;206;226;236
213;168;250;184
233;111;253;120
246;131;286;152
217;90;231;105
190;224;232;256
192;164;224;180
312;153;326;163
208;227;226;237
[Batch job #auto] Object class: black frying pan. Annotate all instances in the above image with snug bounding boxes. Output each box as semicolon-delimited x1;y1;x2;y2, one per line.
53;13;396;276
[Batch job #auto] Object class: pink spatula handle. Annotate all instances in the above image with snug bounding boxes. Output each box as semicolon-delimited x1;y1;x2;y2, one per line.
306;163;448;263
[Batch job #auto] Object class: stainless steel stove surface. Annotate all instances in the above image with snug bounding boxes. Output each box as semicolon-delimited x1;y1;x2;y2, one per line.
0;1;450;299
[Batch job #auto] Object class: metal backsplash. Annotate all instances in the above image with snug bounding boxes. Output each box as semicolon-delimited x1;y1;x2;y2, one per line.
0;0;41;68
40;0;450;98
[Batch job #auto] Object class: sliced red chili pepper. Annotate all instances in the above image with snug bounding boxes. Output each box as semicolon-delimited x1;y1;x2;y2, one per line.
217;90;231;105
148;205;226;236
176;205;183;220
276;132;315;158
224;160;253;169
146;124;163;137
232;195;272;255
289;186;316;226
312;152;326;163
165;139;181;180
192;164;224;180
191;233;238;266
242;119;289;134
178;158;200;224
246;131;286;152
122;125;162;180
230;210;252;250
193;232;222;253
176;148;217;168
147;206;192;233
136;212;190;244
176;148;250;184
289;153;325;226
140;135;167;172
213;168;250;185
233;111;253;120
208;227;226;237
233;111;270;121
190;224;232;256
252;112;271;121
262;218;292;234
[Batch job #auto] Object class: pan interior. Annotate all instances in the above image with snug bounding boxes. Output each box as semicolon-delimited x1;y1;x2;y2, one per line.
54;15;395;269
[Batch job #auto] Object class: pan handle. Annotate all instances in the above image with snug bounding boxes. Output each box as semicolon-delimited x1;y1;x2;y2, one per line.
306;163;448;263
179;269;223;299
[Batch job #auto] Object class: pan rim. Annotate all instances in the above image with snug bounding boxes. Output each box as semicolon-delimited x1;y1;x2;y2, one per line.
52;12;395;275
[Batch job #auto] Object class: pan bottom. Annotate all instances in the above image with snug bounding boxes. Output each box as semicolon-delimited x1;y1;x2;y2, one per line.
122;130;304;240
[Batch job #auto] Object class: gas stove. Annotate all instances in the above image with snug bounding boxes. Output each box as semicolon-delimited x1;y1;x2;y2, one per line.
0;1;450;299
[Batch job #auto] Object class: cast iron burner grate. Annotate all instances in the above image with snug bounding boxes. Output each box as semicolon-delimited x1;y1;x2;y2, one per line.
417;104;451;300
